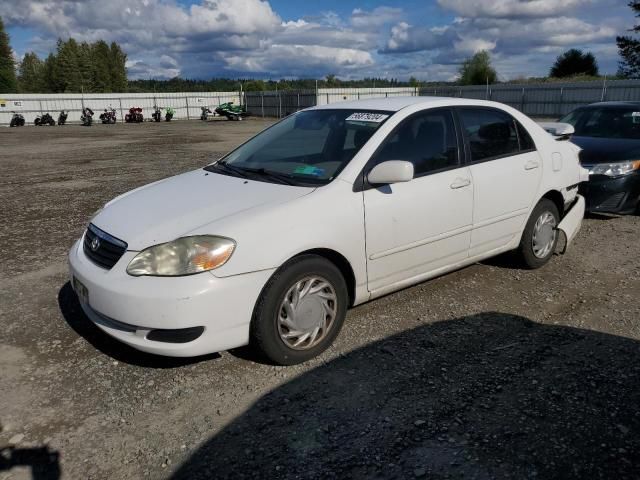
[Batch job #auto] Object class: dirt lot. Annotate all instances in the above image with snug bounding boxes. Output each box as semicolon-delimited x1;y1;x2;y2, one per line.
1;120;639;480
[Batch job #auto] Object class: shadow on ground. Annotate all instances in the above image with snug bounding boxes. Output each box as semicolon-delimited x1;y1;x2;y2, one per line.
0;446;60;480
57;282;220;368
172;312;640;480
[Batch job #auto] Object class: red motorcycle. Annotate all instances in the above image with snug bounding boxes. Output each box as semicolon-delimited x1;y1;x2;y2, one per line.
99;107;117;124
125;107;144;123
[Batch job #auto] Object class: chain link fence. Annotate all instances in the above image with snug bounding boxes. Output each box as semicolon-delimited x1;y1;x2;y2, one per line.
419;79;640;118
244;90;316;118
3;80;640;125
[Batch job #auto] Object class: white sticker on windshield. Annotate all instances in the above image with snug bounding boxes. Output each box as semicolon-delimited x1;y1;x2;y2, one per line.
346;112;389;123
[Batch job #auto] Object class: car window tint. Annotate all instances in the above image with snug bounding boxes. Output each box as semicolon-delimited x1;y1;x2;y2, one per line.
563;107;640;140
371;109;459;176
516;121;535;151
251;122;330;162
459;109;520;161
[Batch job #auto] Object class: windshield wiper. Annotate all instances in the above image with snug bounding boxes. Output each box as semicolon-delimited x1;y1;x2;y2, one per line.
209;161;250;179
239;167;297;185
209;162;298;185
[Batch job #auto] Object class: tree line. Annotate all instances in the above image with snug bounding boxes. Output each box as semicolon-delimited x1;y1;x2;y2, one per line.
0;17;126;93
18;38;127;93
128;76;414;93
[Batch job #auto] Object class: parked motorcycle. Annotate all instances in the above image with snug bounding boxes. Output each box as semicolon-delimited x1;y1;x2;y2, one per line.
81;107;94;126
151;106;162;122
99;107;117;124
58;110;68;125
200;106;212;121
9;112;25;127
165;107;175;122
34;113;56;126
215;101;250;121
125;107;143;123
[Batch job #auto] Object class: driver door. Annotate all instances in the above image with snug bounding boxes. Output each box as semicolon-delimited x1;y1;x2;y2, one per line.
363;108;473;293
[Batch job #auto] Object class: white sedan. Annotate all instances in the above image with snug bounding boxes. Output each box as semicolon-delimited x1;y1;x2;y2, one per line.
69;97;588;365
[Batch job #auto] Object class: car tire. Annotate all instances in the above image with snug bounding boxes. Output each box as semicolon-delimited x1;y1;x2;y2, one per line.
517;198;560;269
250;255;348;365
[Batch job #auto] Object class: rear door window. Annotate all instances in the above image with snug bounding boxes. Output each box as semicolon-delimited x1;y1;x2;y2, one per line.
459;109;520;162
516;121;535;151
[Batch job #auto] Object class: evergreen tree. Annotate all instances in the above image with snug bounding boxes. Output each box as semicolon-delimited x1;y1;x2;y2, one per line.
92;40;112;92
77;41;95;92
550;49;599;78
0;16;17;93
617;1;640;78
18;51;44;92
56;38;83;92
42;53;62;93
109;42;127;91
458;51;497;85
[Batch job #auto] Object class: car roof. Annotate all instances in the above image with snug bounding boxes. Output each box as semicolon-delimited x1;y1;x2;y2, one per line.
583;101;640;108
310;96;502;112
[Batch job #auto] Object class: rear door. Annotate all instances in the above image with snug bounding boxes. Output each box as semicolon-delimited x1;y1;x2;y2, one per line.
363;108;473;293
457;108;542;257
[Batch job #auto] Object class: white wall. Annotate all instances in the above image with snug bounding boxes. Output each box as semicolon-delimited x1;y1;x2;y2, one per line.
0;91;241;125
316;87;418;106
1;87;420;125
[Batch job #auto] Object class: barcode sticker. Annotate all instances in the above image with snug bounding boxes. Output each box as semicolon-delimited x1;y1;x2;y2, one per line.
346;112;389;123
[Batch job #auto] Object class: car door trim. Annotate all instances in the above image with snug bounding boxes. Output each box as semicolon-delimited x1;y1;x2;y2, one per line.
471;207;530;230
369;223;474;260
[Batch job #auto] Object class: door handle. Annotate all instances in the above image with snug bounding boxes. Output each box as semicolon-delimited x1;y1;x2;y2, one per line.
450;178;471;189
524;160;540;170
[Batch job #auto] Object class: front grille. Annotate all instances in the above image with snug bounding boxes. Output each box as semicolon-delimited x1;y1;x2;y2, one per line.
598;192;626;210
83;223;127;269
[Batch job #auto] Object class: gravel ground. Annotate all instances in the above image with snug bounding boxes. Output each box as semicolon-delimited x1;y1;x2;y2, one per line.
0;120;639;480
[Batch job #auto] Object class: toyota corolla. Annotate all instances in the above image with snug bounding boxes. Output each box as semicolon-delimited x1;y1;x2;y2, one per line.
69;97;588;365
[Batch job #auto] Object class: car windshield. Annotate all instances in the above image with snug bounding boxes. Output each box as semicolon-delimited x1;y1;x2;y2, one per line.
205;109;392;186
560;106;640;140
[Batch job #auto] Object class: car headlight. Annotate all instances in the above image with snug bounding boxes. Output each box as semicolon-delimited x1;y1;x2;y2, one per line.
589;160;640;177
126;236;235;277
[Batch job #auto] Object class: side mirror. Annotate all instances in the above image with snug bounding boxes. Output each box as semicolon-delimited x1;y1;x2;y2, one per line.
538;122;575;141
368;160;414;185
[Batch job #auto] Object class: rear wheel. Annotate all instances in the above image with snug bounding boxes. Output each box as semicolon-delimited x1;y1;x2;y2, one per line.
250;255;348;365
517;199;560;269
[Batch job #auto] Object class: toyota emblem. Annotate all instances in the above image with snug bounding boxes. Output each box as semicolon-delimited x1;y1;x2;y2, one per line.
91;237;101;251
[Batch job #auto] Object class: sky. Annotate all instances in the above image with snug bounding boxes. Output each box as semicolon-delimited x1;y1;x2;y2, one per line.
0;0;631;82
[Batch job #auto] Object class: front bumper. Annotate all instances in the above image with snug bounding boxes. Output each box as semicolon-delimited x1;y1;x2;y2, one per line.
557;195;585;253
579;171;640;214
68;238;275;357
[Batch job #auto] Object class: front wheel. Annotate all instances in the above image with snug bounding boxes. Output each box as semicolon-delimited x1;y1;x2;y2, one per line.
517;199;560;269
250;255;348;365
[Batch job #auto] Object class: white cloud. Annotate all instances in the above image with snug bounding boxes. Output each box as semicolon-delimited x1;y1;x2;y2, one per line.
126;59;181;79
221;44;374;75
0;0;630;81
454;36;496;54
383;22;457;53
437;0;591;19
351;6;403;30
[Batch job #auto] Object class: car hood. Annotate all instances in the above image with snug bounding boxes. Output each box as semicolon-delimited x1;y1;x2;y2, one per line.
571;136;640;164
92;169;314;250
